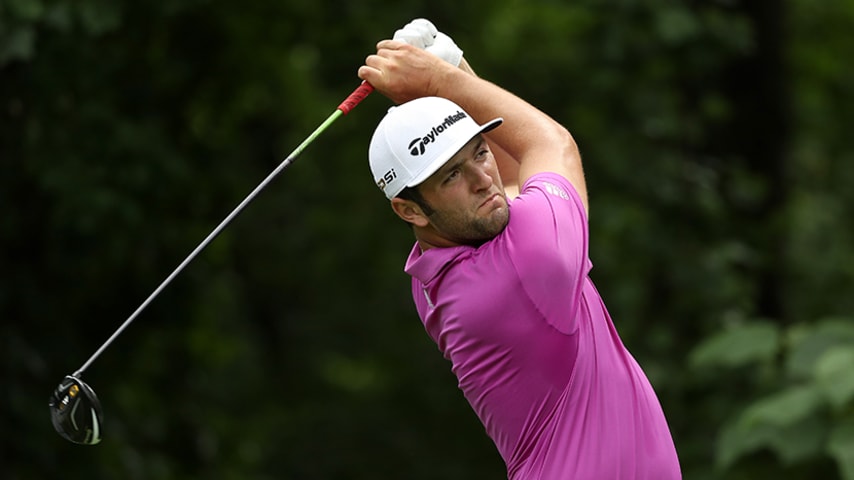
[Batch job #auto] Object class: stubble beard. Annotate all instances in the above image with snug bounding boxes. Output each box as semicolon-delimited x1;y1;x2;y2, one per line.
429;198;510;246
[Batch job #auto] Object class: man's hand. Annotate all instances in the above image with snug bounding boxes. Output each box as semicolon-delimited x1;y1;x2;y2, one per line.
392;19;435;49
358;40;458;105
393;18;463;67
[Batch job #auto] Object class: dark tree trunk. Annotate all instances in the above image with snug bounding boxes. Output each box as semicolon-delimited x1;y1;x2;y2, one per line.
722;0;790;322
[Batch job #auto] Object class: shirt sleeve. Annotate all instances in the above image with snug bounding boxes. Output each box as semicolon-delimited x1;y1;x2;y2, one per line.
502;172;590;335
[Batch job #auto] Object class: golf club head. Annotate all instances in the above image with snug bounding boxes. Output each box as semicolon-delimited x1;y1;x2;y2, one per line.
49;375;103;445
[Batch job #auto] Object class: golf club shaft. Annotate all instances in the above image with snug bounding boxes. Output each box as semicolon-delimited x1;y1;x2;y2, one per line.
74;82;375;377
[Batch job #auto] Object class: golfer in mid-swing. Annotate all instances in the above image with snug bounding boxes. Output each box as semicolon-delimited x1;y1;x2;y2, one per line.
360;20;681;479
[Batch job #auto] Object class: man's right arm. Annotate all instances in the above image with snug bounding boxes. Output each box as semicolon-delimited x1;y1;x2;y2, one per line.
359;41;587;213
455;57;521;199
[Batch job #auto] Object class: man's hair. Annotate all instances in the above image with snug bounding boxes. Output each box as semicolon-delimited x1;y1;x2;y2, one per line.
396;185;435;218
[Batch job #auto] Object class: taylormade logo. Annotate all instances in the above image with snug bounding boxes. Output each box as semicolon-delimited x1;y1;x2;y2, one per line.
408;111;468;156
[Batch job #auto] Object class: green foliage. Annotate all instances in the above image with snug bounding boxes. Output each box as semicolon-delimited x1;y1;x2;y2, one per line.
2;0;853;479
690;320;780;368
692;318;854;478
830;419;854;480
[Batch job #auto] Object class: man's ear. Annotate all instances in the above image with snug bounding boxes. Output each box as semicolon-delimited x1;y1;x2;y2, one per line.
390;198;430;227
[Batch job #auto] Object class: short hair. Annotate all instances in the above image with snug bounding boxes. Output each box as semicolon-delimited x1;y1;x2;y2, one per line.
396;185;435;217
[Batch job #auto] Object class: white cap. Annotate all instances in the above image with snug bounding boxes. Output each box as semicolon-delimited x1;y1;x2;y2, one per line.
369;96;503;199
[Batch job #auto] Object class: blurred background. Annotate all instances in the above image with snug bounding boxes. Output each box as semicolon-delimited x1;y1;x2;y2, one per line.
2;0;853;478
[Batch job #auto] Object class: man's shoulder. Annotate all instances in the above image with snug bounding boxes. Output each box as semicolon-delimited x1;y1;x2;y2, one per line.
519;172;578;203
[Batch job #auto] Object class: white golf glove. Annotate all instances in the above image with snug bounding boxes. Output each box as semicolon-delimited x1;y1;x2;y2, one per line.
393;18;463;67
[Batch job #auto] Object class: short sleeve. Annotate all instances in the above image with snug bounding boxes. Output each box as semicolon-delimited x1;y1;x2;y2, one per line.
502;173;590;334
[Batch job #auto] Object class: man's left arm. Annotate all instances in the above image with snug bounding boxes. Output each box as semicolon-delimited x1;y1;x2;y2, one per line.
390;19;521;199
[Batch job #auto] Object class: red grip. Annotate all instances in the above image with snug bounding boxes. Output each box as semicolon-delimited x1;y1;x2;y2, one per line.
337;81;375;114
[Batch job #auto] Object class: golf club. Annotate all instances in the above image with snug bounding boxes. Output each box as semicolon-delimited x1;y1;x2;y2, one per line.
49;81;375;445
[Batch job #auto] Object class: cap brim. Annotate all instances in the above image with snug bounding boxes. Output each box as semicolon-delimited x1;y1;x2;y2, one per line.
404;117;504;190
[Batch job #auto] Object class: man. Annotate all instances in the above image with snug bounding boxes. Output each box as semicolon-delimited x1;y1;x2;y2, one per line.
359;20;681;479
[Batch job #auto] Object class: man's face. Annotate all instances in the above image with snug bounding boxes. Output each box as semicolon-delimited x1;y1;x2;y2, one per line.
415;136;509;246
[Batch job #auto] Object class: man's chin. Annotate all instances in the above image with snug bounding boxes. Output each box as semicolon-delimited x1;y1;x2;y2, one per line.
477;209;510;242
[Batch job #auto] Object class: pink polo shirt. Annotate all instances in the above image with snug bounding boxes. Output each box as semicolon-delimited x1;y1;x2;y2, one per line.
405;173;680;479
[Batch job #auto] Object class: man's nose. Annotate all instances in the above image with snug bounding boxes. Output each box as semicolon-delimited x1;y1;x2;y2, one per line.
468;163;493;191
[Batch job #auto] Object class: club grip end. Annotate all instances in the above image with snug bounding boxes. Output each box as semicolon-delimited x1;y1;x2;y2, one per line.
338;81;374;114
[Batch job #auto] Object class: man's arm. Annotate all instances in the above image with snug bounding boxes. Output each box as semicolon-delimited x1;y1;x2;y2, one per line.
359;41;586;212
456;58;521;199
389;20;522;198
